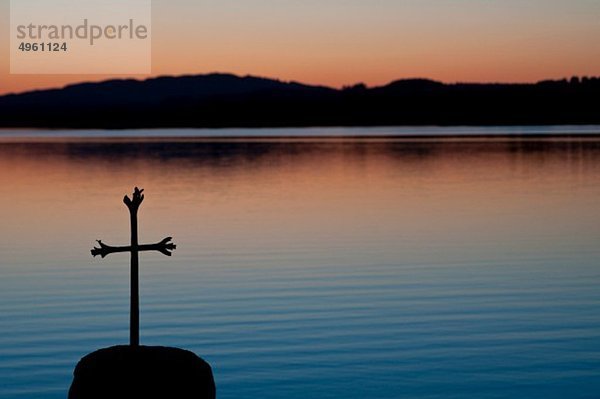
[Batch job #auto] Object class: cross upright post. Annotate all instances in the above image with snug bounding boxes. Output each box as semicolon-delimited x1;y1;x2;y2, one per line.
127;187;142;347
91;187;177;347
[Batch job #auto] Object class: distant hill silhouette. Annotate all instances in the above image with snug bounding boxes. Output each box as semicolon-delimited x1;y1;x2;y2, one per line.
1;73;599;128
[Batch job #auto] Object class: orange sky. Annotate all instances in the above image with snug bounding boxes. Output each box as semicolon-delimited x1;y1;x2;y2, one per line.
1;0;600;95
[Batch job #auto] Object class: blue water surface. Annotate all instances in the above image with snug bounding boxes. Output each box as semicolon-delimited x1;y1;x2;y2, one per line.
0;129;599;398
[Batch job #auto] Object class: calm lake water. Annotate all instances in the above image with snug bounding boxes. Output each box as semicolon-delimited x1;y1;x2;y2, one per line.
1;127;600;398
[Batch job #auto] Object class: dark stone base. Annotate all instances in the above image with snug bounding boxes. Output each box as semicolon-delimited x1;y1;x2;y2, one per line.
68;345;216;399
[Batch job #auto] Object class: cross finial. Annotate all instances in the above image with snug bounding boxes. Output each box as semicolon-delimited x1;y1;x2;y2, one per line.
123;187;144;212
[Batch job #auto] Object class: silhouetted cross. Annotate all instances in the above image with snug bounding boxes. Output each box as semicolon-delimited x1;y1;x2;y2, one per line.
91;187;176;347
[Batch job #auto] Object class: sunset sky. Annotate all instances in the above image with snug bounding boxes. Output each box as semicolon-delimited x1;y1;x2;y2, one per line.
1;0;599;95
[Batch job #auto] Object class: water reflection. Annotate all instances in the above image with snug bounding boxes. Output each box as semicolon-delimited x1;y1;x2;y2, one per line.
1;137;600;399
2;137;600;168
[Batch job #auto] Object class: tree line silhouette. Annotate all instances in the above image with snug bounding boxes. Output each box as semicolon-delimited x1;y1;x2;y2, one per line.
0;73;598;128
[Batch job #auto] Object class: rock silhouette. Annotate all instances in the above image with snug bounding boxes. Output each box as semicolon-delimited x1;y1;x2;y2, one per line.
68;346;216;399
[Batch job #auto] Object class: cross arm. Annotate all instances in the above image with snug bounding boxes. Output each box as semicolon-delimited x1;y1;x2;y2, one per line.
91;237;177;258
138;237;177;256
